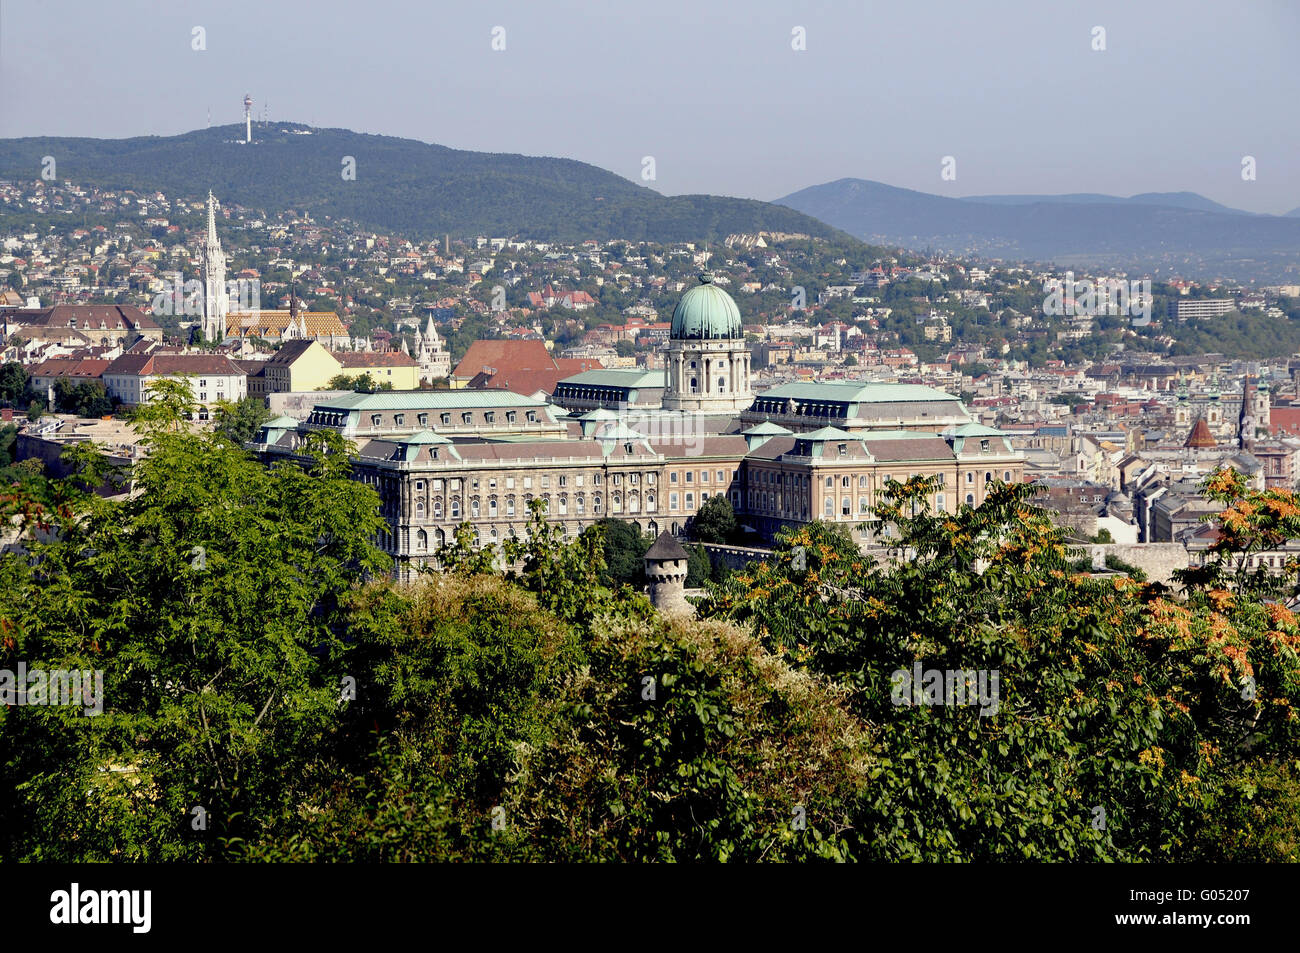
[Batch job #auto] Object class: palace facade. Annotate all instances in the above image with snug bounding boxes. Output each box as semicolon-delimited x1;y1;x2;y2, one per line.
249;275;1025;580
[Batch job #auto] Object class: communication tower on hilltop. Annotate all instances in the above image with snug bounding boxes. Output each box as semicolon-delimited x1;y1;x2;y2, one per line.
243;94;253;143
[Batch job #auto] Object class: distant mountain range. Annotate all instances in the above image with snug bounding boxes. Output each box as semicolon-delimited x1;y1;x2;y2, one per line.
0;123;840;243
777;179;1300;281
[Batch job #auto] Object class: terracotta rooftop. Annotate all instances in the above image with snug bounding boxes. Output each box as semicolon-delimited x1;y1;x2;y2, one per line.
1185;417;1216;449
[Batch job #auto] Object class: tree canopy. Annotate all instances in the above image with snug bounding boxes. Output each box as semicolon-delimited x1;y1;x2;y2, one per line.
2;432;1298;860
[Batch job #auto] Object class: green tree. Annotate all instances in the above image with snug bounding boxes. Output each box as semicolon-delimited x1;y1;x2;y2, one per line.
128;377;198;430
0;363;28;404
326;373;393;393
53;379;112;418
685;543;711;587
0;395;390;861
213;396;272;445
591;518;649;588
699;477;1300;860
691;495;737;543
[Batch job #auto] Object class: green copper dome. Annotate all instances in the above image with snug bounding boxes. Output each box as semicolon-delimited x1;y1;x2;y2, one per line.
670;273;743;340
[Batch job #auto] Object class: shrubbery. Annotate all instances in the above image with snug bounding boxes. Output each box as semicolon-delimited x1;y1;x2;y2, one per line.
2;392;1297;861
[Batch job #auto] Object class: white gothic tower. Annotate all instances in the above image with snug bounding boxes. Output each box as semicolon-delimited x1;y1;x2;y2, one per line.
416;314;452;380
200;191;229;343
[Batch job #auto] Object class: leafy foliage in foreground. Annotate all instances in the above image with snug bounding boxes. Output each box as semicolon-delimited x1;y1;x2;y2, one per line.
1;401;1298;862
699;476;1300;860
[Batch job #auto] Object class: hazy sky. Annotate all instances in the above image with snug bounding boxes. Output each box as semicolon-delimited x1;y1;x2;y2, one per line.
2;0;1297;212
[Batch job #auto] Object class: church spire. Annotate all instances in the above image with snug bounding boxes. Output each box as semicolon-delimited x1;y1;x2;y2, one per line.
206;191;218;246
1239;373;1256;451
201;190;228;343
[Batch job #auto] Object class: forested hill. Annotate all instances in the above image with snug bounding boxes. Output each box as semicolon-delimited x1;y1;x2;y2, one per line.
778;178;1300;282
0;123;841;243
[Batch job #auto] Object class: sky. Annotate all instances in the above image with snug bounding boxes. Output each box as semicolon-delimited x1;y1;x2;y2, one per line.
1;0;1297;213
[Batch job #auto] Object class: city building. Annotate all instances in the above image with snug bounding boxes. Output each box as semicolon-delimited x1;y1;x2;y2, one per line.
551;368;667;412
0;304;162;349
1170;299;1236;321
740;381;974;434
103;352;247;413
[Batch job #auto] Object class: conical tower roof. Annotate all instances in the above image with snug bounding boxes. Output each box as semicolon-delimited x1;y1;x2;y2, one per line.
1185;417;1216;448
645;530;688;562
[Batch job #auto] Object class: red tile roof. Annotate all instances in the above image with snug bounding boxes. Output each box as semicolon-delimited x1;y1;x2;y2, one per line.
1185;417;1216;448
104;353;245;377
336;351;417;369
1;304;159;331
28;358;110;380
1270;406;1300;437
452;340;602;396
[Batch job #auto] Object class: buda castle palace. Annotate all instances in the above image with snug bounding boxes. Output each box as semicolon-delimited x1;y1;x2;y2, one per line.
251;273;1024;580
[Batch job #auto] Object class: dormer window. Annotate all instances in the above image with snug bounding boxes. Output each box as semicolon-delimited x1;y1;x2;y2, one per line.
980;439;990;452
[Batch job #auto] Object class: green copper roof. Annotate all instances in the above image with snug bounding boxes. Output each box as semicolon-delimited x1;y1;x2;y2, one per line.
856;429;937;439
312;390;550;411
800;426;858;441
756;381;959;403
944;423;1006;437
670;273;743;341
262;415;300;429
593;422;646;440
742;421;794;436
399;429;452;445
559;369;667;389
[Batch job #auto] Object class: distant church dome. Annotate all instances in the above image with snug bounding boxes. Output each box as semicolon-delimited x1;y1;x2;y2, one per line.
670;273;743;340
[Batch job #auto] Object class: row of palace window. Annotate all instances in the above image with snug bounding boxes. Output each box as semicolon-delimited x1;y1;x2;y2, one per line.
368;409;541;429
409;520;668;553
402;487;758;522
668;469;736;485
409;492;659;521
409;473;654;494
